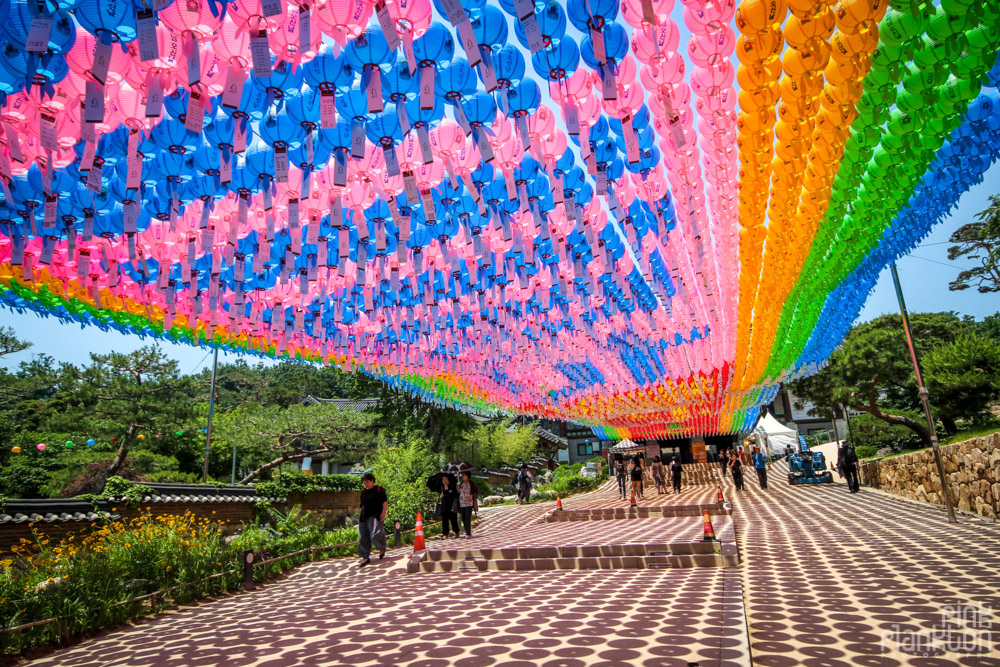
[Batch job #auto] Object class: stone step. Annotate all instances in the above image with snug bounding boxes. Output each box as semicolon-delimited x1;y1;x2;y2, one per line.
424;540;723;561
414;550;737;573
542;503;731;522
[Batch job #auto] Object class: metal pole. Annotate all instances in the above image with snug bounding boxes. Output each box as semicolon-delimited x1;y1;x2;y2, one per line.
842;404;856;443
231;443;237;485
830;410;840;444
890;263;956;523
201;346;219;484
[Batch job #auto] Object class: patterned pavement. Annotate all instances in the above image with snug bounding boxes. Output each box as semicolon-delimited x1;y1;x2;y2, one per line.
21;465;1000;666
729;461;1000;666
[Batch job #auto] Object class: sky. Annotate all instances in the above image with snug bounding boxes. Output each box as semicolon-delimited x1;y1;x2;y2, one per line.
2;159;997;374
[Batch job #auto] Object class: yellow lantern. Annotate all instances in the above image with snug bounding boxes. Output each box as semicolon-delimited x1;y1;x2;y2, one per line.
11;446;21;454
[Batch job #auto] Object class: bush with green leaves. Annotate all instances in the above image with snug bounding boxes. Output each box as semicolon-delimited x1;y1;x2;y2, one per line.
365;436;439;529
253;470;362;499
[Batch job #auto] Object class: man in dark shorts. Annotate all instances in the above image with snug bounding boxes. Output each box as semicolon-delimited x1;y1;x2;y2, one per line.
358;472;388;567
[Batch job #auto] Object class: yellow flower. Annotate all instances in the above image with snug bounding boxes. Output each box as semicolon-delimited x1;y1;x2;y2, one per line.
47;577;54;583
124;543;131;548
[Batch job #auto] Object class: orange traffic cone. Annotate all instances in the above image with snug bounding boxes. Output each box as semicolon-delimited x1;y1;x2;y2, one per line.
412;512;426;552
717;485;725;504
555;494;563;510
703;510;717;542
630;485;637;507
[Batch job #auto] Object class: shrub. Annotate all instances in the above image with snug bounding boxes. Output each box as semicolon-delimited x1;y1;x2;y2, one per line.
253;470;362;499
854;445;879;459
471;478;492;498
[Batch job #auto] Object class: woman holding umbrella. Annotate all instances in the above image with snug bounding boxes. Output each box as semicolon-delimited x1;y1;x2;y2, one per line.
426;471;460;539
439;475;459;539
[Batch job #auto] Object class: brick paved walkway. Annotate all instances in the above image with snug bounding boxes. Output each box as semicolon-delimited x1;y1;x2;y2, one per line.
21;467;1000;666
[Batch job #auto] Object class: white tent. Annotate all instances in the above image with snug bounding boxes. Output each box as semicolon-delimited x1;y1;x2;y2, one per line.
753;411;799;457
609;438;644;453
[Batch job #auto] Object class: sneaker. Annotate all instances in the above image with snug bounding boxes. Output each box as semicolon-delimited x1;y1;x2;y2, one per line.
379;551;385;559
359;559;371;567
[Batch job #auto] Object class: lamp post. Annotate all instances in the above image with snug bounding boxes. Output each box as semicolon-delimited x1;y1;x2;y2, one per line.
201;346;219;484
890;263;956;523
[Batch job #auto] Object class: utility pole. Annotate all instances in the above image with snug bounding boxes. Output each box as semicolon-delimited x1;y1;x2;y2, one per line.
890;263;956;523
201;346;219;484
842;404;856;444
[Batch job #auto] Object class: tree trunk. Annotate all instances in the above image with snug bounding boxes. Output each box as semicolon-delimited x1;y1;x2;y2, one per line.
238;447;331;485
101;423;137;491
860;399;932;448
941;416;958;435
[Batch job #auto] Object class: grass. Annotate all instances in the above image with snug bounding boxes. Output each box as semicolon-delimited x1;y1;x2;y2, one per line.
860;424;1000;460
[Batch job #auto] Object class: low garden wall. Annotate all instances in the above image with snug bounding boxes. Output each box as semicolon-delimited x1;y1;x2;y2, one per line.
0;483;359;554
859;432;1000;519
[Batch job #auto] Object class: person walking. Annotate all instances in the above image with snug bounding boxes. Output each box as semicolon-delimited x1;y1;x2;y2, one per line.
730;454;745;491
633;453;645;497
650;456;666;494
358;472;387;567
719;448;729;477
837;441;860;493
615;454;628;499
752;447;768;490
629;459;643;501
439;475;459;539
514;464;532;504
670;456;682;494
458;471;478;538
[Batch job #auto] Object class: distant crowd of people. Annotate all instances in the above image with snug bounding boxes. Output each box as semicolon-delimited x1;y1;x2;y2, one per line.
717;443;768;491
612;452;684;499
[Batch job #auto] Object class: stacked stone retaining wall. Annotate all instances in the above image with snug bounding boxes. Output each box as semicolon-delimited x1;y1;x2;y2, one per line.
859;432;1000;519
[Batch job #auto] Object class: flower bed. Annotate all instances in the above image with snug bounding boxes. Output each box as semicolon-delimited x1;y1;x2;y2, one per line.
0;507;440;657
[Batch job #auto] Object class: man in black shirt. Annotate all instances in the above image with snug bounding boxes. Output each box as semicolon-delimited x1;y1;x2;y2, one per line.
837;441;860;493
358;472;388;567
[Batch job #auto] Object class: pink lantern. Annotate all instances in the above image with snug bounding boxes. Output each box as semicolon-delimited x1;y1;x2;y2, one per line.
621;0;675;27
269;5;322;67
631;24;680;65
66;27;132;85
315;0;372;44
212;21;252;66
387;0;432;40
227;0;288;33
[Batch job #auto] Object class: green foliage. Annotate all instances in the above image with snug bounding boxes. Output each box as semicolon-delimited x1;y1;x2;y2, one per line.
790;312;979;446
0;461;51;498
940;422;1000;447
924;334;1000;431
466;421;539;468
365;436;438;529
471;478;492;497
847;412;925;454
947;194;1000;293
101;477;154;509
213;402;377;484
253;470;362;499
853;444;878;459
537;463;602;495
0;505;380;656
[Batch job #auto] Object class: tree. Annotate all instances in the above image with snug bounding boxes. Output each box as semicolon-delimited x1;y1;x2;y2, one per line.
947;194;1000;293
69;346;198;490
924;334;1000;433
469;420;539;468
789;313;970;447
214;402;376;484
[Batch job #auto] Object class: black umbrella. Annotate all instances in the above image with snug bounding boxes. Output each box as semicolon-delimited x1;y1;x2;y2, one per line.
426;471;458;493
444;461;474;474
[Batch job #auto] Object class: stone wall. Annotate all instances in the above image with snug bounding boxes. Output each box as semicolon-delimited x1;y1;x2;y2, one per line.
859;432;1000;519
